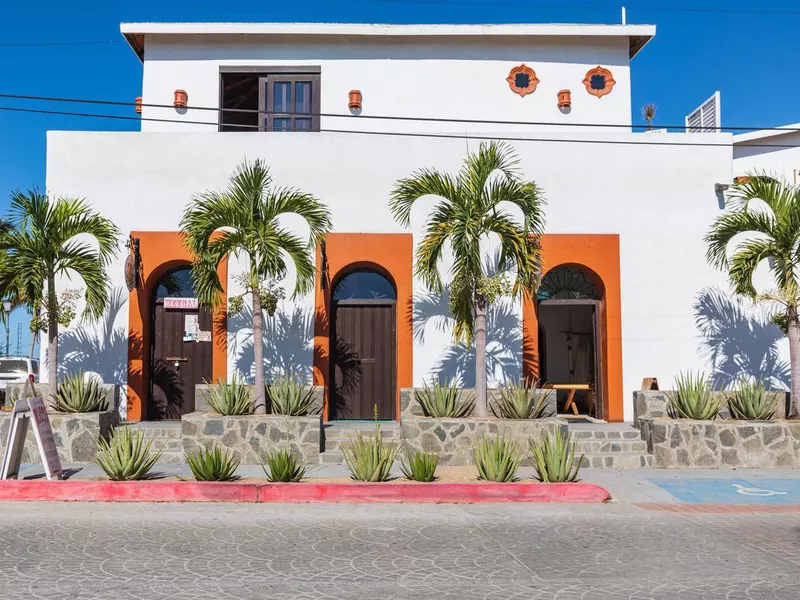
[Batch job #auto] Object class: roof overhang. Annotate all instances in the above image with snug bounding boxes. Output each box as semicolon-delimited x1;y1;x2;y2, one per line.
733;123;800;144
121;22;656;62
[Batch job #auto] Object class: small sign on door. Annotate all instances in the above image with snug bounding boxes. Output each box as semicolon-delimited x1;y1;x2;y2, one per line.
164;297;199;310
184;314;199;342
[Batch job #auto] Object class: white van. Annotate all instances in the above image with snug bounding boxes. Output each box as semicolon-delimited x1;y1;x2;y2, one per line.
0;357;40;403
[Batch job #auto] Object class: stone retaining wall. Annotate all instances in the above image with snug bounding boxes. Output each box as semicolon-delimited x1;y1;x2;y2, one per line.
0;410;118;464
400;416;564;466
633;390;789;428
400;387;558;419
639;417;800;468
6;383;121;415
181;412;322;465
195;384;324;415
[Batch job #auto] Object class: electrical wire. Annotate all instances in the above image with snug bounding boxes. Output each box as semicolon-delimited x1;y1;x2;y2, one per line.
0;92;798;135
2;103;799;149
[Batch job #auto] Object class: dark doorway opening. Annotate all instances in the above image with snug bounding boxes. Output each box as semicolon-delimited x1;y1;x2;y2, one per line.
148;267;213;420
330;269;397;420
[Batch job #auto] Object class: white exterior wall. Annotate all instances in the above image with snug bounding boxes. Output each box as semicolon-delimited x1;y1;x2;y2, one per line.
45;130;735;421
139;35;632;134
733;131;800;184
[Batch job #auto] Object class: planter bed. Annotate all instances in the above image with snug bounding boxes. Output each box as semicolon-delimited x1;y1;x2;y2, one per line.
0;479;611;504
639;417;800;468
181;412;322;465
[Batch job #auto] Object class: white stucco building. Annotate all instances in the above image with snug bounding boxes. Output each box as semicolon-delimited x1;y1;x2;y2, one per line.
45;21;759;424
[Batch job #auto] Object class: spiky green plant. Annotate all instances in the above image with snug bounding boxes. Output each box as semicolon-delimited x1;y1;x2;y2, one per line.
342;425;398;482
51;372;106;413
261;448;306;482
268;372;316;416
416;379;474;418
529;428;584;482
728;378;777;420
473;433;522;482
400;449;439;482
96;426;161;481
665;371;722;420
492;379;552;419
186;446;240;482
201;376;253;416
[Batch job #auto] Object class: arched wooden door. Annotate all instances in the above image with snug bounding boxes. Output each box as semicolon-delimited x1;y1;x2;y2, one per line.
330;269;397;420
148;267;213;420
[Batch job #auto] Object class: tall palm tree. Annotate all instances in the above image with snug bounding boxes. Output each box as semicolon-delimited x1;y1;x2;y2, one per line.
705;174;800;417
390;141;546;417
0;189;119;395
181;160;331;413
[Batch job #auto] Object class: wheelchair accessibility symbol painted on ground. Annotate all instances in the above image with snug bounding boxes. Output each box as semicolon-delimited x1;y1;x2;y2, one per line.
649;478;800;504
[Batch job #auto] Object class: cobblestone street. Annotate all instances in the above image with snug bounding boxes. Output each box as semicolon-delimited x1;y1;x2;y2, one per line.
0;502;798;599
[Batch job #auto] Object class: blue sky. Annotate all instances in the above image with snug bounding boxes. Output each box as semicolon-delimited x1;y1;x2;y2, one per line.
1;0;799;353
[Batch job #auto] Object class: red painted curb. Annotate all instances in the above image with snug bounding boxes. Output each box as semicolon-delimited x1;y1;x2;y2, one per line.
0;481;611;504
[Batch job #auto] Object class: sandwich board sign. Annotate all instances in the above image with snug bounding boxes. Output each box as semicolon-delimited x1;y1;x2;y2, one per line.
1;377;63;480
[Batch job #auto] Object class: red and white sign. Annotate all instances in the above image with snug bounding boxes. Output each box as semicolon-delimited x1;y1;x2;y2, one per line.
164;297;199;310
28;397;63;479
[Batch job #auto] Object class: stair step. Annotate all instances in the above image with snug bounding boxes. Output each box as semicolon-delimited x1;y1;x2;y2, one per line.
572;429;642;440
127;423;182;439
319;452;346;465
323;428;401;442
578;452;652;469
576;440;648;453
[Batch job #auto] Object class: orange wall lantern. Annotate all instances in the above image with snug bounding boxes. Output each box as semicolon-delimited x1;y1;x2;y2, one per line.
173;89;188;109
134;97;143;114
557;89;571;109
348;90;363;110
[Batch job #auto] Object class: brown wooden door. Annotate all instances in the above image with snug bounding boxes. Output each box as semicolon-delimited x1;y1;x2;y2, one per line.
331;301;396;420
149;300;213;420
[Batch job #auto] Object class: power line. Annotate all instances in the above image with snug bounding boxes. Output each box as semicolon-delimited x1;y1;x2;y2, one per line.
1;91;798;135
369;0;800;16
0;40;122;48
1;103;799;149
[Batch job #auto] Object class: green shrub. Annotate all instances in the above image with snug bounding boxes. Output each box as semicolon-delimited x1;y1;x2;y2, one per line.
201;376;253;416
268;372;316;416
666;371;721;420
416;379;474;418
342;425;398;482
728;378;776;420
400;449;439;482
473;433;522;482
530;428;583;482
492;379;552;419
96;426;161;481
261;448;306;482
186;446;240;481
51;372;106;413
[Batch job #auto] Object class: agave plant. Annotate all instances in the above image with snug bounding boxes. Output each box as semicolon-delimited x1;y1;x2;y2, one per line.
492;379;552;419
400;449;439;482
416;379;474;418
529;428;584;482
51;372;106;413
96;426;162;481
268;372;317;416
728;378;776;420
201;376;253;416
186;446;240;482
261;448;306;482
342;425;398;482
473;433;522;482
665;371;721;420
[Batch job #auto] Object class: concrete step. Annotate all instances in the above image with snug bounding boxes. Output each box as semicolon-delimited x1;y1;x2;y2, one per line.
127;422;182;439
319;451;346;465
571;428;643;441
578;452;653;469
575;440;648;453
323;425;401;442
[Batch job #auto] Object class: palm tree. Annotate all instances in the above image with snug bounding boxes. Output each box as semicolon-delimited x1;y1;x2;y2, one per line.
181;160;332;413
705;174;800;417
642;104;657;130
390;141;546;417
0;189;119;394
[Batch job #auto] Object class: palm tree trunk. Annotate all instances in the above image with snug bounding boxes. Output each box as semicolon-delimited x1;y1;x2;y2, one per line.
29;306;39;359
788;312;800;418
252;288;267;414
474;297;488;418
46;277;58;398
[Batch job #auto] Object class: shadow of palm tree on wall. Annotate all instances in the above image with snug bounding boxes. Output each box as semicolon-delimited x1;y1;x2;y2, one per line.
413;284;522;387
694;286;789;390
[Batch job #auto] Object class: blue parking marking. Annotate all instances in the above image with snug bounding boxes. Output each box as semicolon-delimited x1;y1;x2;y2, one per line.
648;478;800;504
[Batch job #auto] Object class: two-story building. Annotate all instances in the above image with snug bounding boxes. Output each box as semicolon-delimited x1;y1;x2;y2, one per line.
45;22;738;424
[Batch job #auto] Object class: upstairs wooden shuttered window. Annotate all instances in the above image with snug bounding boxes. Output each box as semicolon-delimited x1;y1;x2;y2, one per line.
685;91;720;133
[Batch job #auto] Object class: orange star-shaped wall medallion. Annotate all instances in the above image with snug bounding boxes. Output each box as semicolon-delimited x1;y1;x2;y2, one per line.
583;66;616;98
506;64;540;97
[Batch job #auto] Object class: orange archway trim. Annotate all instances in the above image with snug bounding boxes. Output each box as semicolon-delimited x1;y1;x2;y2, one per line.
313;233;413;422
522;234;623;422
126;231;228;421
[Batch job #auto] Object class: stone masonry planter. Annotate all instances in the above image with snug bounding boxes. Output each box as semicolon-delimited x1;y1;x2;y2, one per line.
400;386;558;419
633;390;789;428
181;412;322;465
639;417;800;468
195;384;324;415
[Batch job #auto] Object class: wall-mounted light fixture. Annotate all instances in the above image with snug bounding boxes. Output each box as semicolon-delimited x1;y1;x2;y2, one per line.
557;89;571;110
174;89;188;109
135;97;143;114
348;90;363;111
